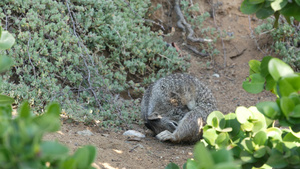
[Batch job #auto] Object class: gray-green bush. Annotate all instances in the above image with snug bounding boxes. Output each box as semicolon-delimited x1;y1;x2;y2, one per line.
0;0;189;125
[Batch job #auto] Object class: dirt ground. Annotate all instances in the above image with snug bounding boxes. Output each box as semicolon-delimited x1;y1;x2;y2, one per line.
44;0;277;168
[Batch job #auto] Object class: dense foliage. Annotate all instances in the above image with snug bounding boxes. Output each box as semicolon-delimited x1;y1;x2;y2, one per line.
240;0;300;28
0;0;189;125
168;57;300;169
0;25;96;169
255;18;300;71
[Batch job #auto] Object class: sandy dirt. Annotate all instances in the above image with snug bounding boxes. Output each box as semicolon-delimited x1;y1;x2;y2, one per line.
44;0;276;168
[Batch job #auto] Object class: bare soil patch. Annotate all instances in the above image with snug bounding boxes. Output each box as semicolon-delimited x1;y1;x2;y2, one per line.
44;0;276;168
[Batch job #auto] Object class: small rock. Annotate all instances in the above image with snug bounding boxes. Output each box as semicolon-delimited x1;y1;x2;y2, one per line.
77;129;94;136
123;130;145;138
212;73;220;78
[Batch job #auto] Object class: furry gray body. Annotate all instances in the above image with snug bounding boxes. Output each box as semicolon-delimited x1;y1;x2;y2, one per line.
141;73;217;143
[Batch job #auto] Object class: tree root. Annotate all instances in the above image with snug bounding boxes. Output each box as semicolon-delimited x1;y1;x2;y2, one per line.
174;0;212;43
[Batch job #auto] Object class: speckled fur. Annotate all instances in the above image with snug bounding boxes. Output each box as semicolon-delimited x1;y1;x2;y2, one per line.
141;73;217;143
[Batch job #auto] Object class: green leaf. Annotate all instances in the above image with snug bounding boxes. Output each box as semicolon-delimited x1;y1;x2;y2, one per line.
283;132;300;142
240;150;255;163
266;149;288;168
185;159;199;169
242;74;265;94
241;121;254;131
268;58;294;81
0;26;2;38
225;113;240;136
280;96;295;117
290;105;300;118
280;1;300;21
203;128;218;146
254;131;268;146
165;163;180;169
216;133;230;147
73;145;96;169
193;142;215;168
256;6;275;19
249;60;261;75
249;0;266;4
0;31;15;50
236;106;253;124
278;74;300;97
0;55;13;73
256;101;281;119
241;0;264;14
19;101;31;119
260;56;273;77
41;141;69;160
266;127;282;141
241;138;255;153
211;149;234;163
254;146;267;158
45;102;61;117
0;94;14;105
265;74;276;91
271;0;288;11
207;111;226;129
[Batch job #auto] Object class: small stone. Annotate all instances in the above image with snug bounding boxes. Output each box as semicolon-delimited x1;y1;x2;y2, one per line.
77;129;93;136
212;73;220;78
123;130;145;138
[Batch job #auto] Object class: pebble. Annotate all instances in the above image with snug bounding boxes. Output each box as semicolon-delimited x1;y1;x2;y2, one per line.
123;130;145;138
76;129;94;136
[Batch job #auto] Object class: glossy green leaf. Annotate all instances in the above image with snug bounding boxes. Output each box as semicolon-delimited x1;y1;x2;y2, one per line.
256;101;280;119
207;111;226;129
280;1;300;21
0;31;15;50
283;132;300;142
242;73;265;94
193;142;215;168
185;159;199;169
41;141;69;160
271;0;288;11
278;74;300;97
290;105;300;118
265;74;276;91
0;94;14;105
211;149;234;163
249;0;265;4
19;101;31;119
241;121;254;131
256;6;275;19
241;0;264;14
266;149;288;168
241;138;255;153
73;145;96;169
268;58;294;81
225;113;240;136
165;163;180;169
280;96;294;117
203;128;218;146
236;106;253;124
266;127;282;141
254;146;267;158
216;133;230;147
254;131;268;146
240;150;255;163
260;56;273;77
249;60;261;75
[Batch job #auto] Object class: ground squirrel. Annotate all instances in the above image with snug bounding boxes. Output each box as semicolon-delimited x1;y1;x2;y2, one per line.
141;73;217;143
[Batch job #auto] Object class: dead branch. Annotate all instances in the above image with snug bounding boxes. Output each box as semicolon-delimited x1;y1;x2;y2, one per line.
174;0;212;43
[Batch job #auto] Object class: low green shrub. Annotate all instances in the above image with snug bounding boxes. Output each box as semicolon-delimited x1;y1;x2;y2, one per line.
255;19;300;71
167;57;300;169
0;25;96;169
0;0;189;125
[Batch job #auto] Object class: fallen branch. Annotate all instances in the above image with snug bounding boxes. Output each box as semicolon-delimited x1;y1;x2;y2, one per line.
174;0;212;43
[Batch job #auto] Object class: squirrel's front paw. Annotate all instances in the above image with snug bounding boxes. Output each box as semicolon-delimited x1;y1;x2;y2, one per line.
156;130;174;141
